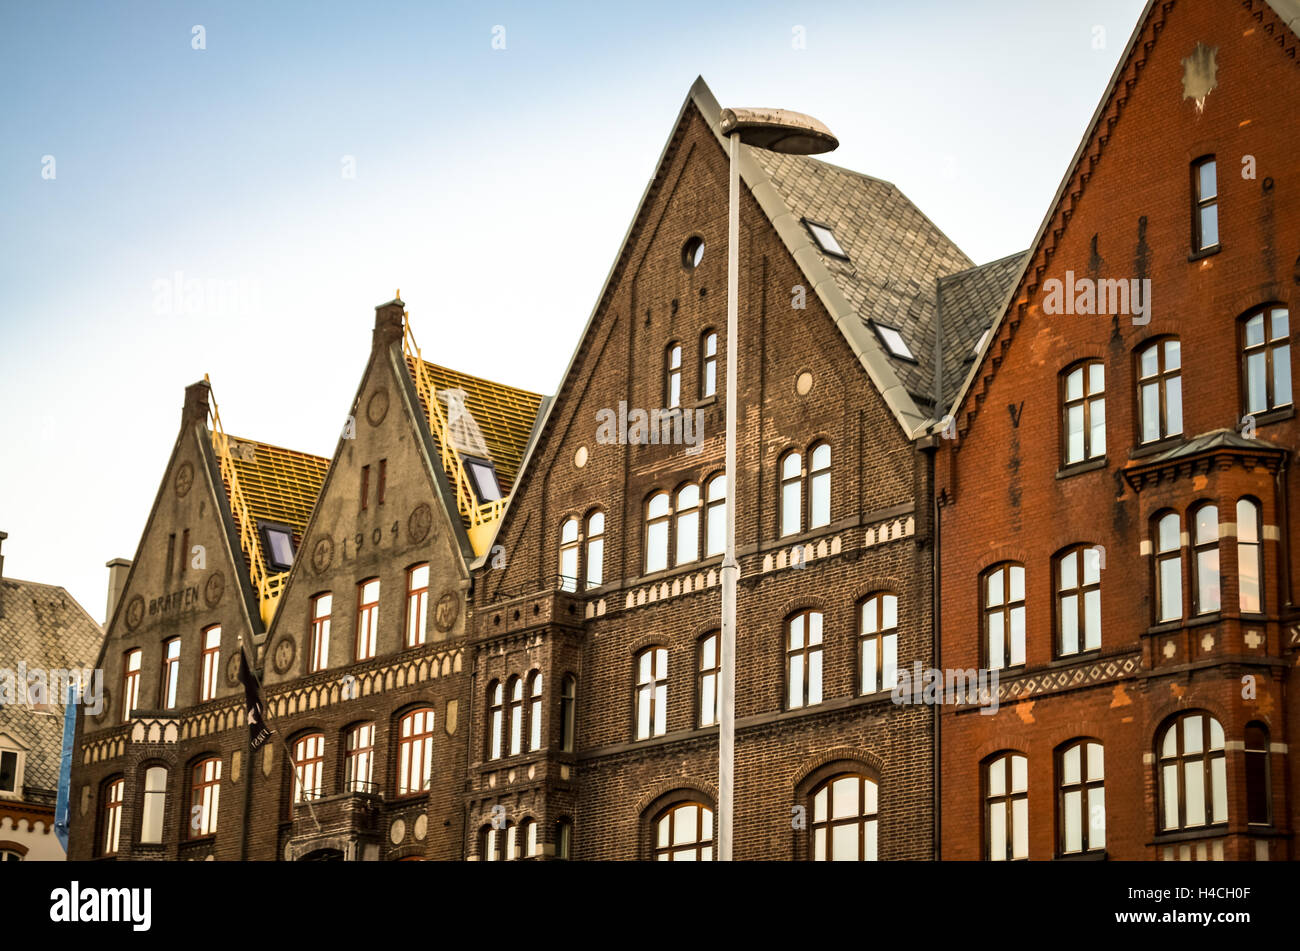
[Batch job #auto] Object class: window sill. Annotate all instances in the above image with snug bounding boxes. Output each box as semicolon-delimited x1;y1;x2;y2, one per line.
1056;457;1107;480
1056;849;1108;861
1251;405;1294;427
693;395;718;410
1147;613;1221;637
1149;826;1228;846
1187;246;1221;263
1129;437;1183;460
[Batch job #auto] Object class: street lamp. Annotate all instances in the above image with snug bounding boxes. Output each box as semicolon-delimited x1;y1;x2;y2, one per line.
717;106;837;862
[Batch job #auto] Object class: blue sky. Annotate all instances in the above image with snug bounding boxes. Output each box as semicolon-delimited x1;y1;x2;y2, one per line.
0;0;1148;618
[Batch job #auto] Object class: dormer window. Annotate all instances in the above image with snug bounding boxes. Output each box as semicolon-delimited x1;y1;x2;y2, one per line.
259;522;295;571
803;219;848;260
464;457;503;502
0;740;25;798
872;322;915;361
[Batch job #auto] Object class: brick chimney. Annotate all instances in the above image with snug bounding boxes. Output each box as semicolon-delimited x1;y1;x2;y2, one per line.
183;379;212;427
105;558;132;624
374;292;406;350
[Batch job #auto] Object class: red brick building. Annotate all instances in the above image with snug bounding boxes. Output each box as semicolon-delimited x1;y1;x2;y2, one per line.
937;0;1300;861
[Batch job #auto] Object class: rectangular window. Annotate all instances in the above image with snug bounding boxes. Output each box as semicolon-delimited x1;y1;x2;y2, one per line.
310;593;332;672
292;734;325;803
360;465;370;511
984;566;1026;670
635;648;668;740
701;332;718;398
122;649;142;722
1192;157;1219;252
356;580;380;661
405;564;429;648
397;709;435;796
698;633;720;728
189;758;221;838
199;627;221;702
377;459;387;505
160;638;180;710
140;766;167;844
1063;362;1105;465
1057;548;1101;657
0;751;19;794
345;723;376;793
102;778;124;856
786;612;824;709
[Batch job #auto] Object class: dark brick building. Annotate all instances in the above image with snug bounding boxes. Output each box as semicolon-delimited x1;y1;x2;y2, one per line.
937;0;1300;861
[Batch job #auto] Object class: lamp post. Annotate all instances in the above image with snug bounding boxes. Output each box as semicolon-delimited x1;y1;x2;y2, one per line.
716;106;837;862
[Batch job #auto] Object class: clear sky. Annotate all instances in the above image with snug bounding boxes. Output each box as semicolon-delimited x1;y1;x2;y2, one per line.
0;0;1148;621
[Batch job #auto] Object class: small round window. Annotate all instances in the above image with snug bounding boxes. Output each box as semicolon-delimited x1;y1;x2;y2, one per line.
682;236;705;270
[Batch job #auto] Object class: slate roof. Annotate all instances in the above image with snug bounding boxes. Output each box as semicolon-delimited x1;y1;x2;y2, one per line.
936;251;1030;409
753;151;975;411
0;577;103;796
216;436;330;572
403;356;548;526
1149;428;1285;462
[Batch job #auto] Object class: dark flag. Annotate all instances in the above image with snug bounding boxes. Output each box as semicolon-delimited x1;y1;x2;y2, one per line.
238;643;272;751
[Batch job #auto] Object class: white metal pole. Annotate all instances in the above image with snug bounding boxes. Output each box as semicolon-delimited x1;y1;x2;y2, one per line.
719;130;740;862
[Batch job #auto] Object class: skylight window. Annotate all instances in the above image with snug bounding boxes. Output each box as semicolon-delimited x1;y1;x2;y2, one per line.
464;457;504;502
803;219;848;260
873;322;915;361
259;524;295;571
974;329;990;355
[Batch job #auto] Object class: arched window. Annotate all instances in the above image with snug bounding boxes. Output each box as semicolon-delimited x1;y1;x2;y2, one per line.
1154;511;1183;622
665;343;682;409
507;677;524;756
160;638;180;709
634;648;668;740
188;757;221;839
519;817;539;858
701;331;718;398
487;681;503;760
292;733;325;803
1245;722;1271;826
1241;305;1290;415
786;610;824;709
645;492;671;574
121;648;141;723
396;708;435;796
140;766;167;844
560;675;577;753
984;752;1027;861
527;672;543;751
1061;360;1105;465
653;802;713;861
982;563;1025;670
1237;498;1262;614
558;517;580;592
808;442;831;529
1137;338;1182;444
404;564;429;648
309;593;332;672
585;510;605;588
675;484;700;565
697;632;720;727
1056;546;1101;657
780;452;803;537
480;823;510;862
100;776;124;856
1158;712;1226;831
810;774;878;861
704;474;725;557
1192;503;1220;615
859;593;898;695
345;722;375;793
1057;740;1104;855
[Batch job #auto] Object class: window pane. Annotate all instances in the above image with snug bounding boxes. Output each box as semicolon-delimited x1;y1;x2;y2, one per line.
646;521;668;573
1211;757;1227;823
1197;549;1220;613
782;453;801;479
1060;552;1077;590
1088;743;1104;780
676;510;699;565
1090;788;1106;848
1195;506;1218;543
1011;799;1028;859
881;595;897;630
1009;607;1025;666
881;634;897;691
1066;368;1083;401
1063;745;1080;784
1247;351;1267;414
807;650;822;705
781;483;801;536
1009;566;1025;602
1088;362;1104;394
831;823;858;861
861;639;878;694
1160;558;1182;621
586;538;604;587
1164;339;1180;369
1061;593;1078;655
809;472;830;528
1158;514;1179;552
1199;204;1218;248
988;614;1004;670
1162;763;1179;830
1067;405;1084;463
1209;717;1224;750
807;612;823;645
1166;375;1182;435
1184;762;1205;826
1063;789;1082;853
1198;160;1217;200
1273;344;1291;406
1141;383;1160;442
1083;590;1101;649
989;759;1005;797
831;777;858;819
1089;398;1105;457
1011;756;1027;793
989;801;1006;860
788;655;802;708
987;569;1004;607
1140;345;1159;379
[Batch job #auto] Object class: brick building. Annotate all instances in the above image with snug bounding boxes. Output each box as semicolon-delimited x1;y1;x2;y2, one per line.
0;534;103;862
936;0;1300;861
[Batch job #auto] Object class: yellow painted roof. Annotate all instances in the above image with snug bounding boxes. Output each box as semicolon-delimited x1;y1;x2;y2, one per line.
215;434;330;566
403;356;546;497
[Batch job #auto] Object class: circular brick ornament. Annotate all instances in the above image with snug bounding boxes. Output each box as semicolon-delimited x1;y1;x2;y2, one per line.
124;595;145;631
366;388;389;427
174;461;194;498
434;592;459;632
272;636;296;675
312;536;334;574
574;445;588;468
408;503;434;544
796;371;813;396
204;570;225;608
389;818;407;845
